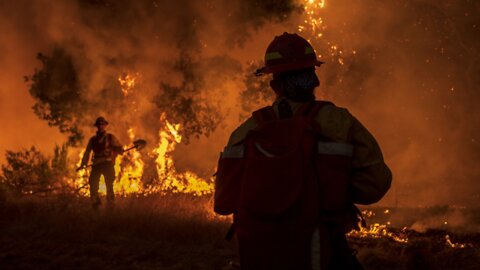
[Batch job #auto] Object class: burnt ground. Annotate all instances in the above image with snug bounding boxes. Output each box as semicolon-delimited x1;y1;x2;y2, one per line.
0;194;479;270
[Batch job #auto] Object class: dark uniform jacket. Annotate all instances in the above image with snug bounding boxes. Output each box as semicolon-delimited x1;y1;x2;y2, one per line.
81;132;123;166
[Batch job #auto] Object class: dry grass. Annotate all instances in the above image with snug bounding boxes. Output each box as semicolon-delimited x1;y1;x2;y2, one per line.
0;193;236;270
0;192;478;270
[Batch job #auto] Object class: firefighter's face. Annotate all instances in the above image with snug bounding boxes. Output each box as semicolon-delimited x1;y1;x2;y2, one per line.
270;68;319;101
97;123;107;132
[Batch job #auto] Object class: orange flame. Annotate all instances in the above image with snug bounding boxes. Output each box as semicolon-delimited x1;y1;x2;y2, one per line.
153;114;213;196
118;73;138;96
347;210;409;243
348;223;409;243
75;71;214;197
299;0;350;65
74;149;89;196
445;235;471;249
299;0;326;40
114;128;144;195
74;113;213;197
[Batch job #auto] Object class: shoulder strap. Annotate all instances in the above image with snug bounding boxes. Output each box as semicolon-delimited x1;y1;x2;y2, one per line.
295;101;334;120
306;101;334;122
252;102;333;127
296;101;334;137
252;106;276;125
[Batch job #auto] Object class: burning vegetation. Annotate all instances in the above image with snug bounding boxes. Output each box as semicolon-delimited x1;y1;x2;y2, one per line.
74;85;215;197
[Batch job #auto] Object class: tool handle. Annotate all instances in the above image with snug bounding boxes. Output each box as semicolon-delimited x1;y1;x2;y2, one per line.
123;146;136;152
76;164;92;172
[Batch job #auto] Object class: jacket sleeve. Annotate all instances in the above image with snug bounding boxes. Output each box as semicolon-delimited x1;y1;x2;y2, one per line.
315;105;392;205
226;117;257;147
349;116;392;204
81;138;93;166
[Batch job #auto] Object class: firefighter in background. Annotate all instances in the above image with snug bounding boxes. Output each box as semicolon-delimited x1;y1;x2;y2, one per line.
214;33;392;269
81;117;123;209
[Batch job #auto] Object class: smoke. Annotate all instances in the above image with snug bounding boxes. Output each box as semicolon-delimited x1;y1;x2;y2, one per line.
238;0;480;207
239;62;275;120
305;0;480;206
17;0;300;146
1;0;480;206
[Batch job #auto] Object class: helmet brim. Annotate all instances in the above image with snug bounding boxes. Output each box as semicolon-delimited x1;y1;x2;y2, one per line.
93;121;109;126
255;60;324;76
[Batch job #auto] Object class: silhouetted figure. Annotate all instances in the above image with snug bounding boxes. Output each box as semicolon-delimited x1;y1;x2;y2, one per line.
81;117;123;209
214;33;392;269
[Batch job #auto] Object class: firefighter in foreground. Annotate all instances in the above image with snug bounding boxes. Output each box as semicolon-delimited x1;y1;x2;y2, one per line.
214;33;392;270
80;117;123;209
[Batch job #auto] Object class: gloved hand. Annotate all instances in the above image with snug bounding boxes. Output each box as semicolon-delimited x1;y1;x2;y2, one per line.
113;146;125;155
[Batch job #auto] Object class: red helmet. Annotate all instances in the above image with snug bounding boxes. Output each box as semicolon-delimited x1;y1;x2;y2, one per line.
255;32;323;76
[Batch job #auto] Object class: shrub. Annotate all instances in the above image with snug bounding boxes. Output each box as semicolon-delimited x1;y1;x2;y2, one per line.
0;145;70;196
